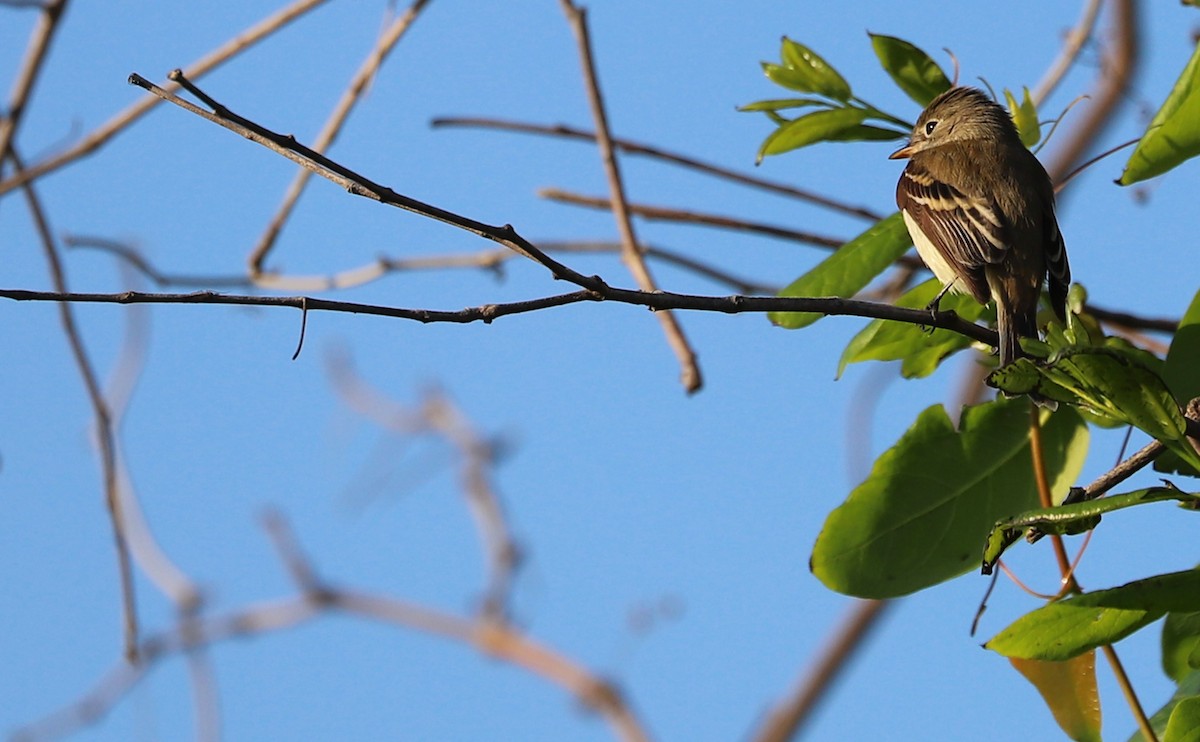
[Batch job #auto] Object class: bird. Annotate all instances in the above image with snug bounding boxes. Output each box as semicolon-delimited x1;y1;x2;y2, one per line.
889;86;1070;367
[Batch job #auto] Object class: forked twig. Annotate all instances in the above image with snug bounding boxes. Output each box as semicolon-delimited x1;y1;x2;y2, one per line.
248;0;433;274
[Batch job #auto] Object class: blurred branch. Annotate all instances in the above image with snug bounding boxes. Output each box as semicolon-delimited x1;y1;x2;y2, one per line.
558;0;702;393
0;0;68;162
0;0;332;198
9;149;139;660
248;0;432;275
15;512;650;742
1045;0;1139;184
326;359;521;618
1032;0;1103;105
64;234;253;288
754;599;892;742
538;187;847;249
430;116;884;221
1084;302;1178;334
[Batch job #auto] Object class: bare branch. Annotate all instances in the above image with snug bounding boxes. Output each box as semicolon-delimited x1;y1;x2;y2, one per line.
430;116;884;221
1032;0;1103;105
0;287;1001;346
754;600;892;742
558;0;702;393
539;188;847;248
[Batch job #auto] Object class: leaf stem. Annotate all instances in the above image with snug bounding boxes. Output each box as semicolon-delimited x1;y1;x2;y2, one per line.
1101;645;1157;742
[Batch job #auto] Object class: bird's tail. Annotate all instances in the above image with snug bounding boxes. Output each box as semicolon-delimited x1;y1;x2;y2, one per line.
995;300;1038;368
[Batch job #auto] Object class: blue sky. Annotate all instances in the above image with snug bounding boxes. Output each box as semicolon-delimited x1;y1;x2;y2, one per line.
1;1;1197;740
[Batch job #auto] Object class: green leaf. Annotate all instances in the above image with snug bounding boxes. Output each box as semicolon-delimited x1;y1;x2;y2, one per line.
1119;41;1200;184
990;346;1200;472
1005;86;1041;148
1130;670;1200;742
988;569;1200;661
838;279;987;379
1165;612;1200;683
737;97;831;113
983;486;1200;570
823;123;908;142
756;107;869;162
1164;696;1200;742
770;212;911;329
811;399;1087;598
1165;287;1200;404
868;33;952;106
774;38;852;101
1010;653;1101;742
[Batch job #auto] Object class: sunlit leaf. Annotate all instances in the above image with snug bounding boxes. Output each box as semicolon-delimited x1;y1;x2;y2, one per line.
824;123;908;142
737;97;831;113
1164;287;1200;404
990;346;1200;472
1005;86;1041;148
1010;653;1101;742
770;212;910;329
982;486;1200;571
837;279;987;378
811;400;1087;598
774;38;852;100
869;33;951;106
756;107;869;162
988;570;1200;661
1163;696;1200;742
1119;42;1200;184
1165;612;1200;684
1129;670;1200;742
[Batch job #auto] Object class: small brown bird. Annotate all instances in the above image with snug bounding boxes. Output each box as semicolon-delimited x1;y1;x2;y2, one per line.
890;86;1070;367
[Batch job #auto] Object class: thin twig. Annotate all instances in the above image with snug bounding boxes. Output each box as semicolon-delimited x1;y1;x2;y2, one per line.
1102;645;1157;742
430;116;884;221
10;149;139;659
1032;0;1103;105
1028;403;1078;595
0;287;1002;346
753;600;891;742
248;0;432;274
538;187;847;249
0;0;332;197
558;0;702;393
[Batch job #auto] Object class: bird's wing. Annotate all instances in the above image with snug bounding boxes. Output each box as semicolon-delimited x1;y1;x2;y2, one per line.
896;160;1009;301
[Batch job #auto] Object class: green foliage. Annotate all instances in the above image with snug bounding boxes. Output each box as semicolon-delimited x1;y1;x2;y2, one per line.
1130;671;1200;742
987;570;1200;661
769;212;911;329
1005;86;1041;148
1164;612;1200;684
868;33;952;106
990;346;1200;472
1120;41;1200;184
983;487;1200;570
745;36;912;160
748;32;1200;738
811;400;1087;598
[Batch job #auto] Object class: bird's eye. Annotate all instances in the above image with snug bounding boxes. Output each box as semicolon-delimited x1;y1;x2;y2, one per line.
924;120;939;136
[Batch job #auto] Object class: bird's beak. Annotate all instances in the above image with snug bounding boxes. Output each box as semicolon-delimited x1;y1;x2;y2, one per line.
889;142;915;160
